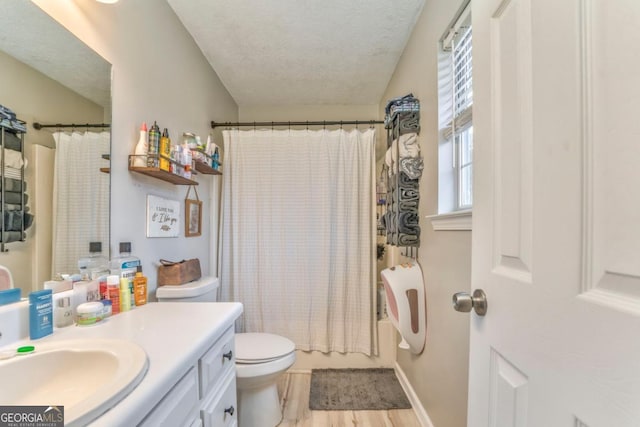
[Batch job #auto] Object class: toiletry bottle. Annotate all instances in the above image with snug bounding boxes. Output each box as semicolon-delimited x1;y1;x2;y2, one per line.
110;242;141;283
133;266;148;306
147;121;161;167
159;128;171;171
54;297;73;328
99;276;108;300
205;135;213;165
110;242;140;307
78;242;109;281
72;280;89;312
119;277;131;312
29;289;53;339
132;122;148;167
182;141;193;178
86;279;101;302
212;147;220;170
101;299;112;318
106;274;120;315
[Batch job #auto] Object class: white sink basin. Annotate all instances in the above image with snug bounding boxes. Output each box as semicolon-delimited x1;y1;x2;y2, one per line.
0;339;148;426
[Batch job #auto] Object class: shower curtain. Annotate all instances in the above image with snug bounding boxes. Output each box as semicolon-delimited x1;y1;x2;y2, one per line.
52;131;110;277
220;128;377;355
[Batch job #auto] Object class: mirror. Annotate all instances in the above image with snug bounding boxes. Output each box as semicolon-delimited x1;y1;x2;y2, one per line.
0;1;111;296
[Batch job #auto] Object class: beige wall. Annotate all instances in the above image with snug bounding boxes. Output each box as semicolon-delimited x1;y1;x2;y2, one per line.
239;104;379;122
0;50;104;293
380;1;472;426
34;0;238;295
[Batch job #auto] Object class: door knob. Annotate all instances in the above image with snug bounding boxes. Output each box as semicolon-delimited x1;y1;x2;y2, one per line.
452;289;487;316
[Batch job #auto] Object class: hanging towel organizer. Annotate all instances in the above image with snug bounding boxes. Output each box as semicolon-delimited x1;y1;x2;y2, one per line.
383;94;422;253
0;106;30;252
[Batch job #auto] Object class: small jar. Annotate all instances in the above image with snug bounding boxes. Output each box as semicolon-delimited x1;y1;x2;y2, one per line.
76;301;105;326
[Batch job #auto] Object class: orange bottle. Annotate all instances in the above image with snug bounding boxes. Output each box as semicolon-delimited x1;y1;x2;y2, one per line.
133;266;148;306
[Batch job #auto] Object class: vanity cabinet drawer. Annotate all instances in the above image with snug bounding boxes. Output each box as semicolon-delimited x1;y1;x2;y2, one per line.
140;366;199;427
200;369;237;427
199;326;235;399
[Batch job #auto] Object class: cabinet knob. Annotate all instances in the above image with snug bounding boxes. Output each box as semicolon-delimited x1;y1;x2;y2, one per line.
222;350;233;361
224;406;235;416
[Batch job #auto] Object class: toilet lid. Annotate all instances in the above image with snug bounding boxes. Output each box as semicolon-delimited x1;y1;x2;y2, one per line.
155;276;219;299
235;333;295;364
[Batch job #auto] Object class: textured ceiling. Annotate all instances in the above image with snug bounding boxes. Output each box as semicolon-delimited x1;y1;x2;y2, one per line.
168;0;424;106
0;0;111;109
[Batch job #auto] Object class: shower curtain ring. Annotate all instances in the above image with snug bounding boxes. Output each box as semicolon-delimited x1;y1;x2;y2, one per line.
323;121;326;130
306;121;309;130
356;120;359;129
253;121;256;130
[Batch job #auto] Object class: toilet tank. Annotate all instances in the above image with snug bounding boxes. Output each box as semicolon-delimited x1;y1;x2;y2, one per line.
156;276;219;302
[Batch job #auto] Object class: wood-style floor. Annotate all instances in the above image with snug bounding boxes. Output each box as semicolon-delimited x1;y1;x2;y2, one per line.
277;371;421;427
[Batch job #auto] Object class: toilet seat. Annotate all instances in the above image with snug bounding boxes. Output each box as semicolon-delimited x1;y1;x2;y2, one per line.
235;333;295;364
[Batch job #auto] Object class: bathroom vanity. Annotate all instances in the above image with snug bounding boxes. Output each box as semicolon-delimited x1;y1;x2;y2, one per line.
0;302;242;426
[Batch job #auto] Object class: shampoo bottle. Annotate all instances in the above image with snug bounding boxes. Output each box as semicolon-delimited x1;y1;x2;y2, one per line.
132;122;148;167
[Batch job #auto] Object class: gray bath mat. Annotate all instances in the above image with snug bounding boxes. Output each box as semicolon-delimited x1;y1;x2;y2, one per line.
309;368;412;411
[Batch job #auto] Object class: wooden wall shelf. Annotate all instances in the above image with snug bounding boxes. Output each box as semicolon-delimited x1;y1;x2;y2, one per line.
194;160;221;175
128;155;198;185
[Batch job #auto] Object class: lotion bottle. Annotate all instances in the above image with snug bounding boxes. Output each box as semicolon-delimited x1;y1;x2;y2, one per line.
132;122;148;167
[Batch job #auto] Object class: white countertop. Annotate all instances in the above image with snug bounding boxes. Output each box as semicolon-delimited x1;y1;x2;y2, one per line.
3;301;243;426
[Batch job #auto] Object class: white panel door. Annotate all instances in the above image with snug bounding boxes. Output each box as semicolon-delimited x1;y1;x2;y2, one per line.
469;0;640;426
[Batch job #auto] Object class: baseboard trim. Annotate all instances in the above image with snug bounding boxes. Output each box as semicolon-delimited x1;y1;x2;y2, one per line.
394;362;435;427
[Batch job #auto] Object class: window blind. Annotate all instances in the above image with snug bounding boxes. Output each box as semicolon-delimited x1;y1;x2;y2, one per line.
440;2;473;141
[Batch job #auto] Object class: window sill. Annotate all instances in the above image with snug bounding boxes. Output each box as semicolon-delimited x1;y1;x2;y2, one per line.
426;210;472;231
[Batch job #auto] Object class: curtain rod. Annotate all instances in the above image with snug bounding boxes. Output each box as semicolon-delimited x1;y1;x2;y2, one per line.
32;122;111;130
211;120;384;129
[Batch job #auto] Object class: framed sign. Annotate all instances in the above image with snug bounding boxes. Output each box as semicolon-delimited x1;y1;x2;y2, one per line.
146;195;180;237
185;186;202;237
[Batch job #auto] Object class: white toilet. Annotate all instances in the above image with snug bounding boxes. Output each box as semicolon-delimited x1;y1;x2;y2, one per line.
156;276;296;427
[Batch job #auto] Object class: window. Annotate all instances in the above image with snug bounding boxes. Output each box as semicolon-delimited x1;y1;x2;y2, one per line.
438;1;473;214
